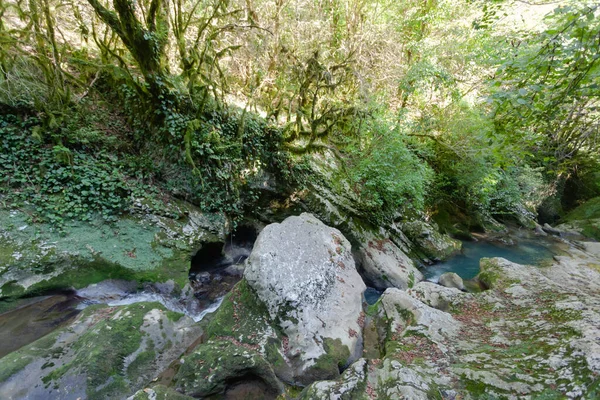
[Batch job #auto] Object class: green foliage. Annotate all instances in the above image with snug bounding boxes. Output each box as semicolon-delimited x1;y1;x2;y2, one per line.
561;161;600;210
174;107;298;218
0;0;597;230
469;0;507;30
0;114;169;228
344;119;433;223
564;197;600;222
491;2;600;173
416;102;549;220
398;60;458;108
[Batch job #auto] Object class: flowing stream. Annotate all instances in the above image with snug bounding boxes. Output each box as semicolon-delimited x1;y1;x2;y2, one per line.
0;226;260;358
0;284;224;358
0;226;568;359
77;287;225;323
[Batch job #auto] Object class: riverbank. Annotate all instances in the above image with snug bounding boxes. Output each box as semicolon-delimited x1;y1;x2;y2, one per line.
1;214;598;399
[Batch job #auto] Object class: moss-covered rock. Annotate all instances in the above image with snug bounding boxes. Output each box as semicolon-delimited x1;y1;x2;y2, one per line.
476;257;521;289
298;338;352;384
407;281;468;312
401;220;461;261
556;196;600;240
173;339;284;398
128;385;195;400
299;358;368;400
0;204;227;299
0;302;202;400
181;278;294;385
202;279;274;340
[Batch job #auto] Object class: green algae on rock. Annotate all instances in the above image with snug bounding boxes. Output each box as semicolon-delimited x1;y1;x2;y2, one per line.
0;204;227;299
173;339;284;398
0;302;202;400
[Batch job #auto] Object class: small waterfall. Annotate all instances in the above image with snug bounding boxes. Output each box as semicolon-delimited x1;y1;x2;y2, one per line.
104;292;224;322
76;280;224;322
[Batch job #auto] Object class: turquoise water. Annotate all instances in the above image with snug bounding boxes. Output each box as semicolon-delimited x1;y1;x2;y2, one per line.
364;287;383;305
423;237;559;282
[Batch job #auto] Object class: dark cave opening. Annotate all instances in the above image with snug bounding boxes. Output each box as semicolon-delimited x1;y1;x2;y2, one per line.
190;241;226;274
189;225;258;275
188;225;260;304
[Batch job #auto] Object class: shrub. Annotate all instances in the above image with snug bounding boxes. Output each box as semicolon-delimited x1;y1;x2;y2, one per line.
344;120;433;223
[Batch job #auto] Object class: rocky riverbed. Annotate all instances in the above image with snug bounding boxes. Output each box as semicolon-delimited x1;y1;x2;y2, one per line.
0;212;599;399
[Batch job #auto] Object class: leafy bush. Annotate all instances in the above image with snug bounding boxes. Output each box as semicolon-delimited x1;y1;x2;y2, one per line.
490;2;600;173
344;120;433;223
172;107;298;218
0;114;176;228
418;102;550;222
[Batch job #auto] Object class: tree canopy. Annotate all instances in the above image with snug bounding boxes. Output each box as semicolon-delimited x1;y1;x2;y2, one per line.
0;0;598;226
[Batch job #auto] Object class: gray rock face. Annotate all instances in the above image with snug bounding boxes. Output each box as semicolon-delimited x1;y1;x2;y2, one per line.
408;281;468;311
438;272;465;291
244;213;366;381
380;288;461;349
301;245;600;399
402;220;461;261
356;236;423;290
0;302;202;400
534;223;548;236
0;203;227;299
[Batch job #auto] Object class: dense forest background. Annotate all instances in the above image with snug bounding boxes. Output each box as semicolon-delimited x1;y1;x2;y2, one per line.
0;0;598;231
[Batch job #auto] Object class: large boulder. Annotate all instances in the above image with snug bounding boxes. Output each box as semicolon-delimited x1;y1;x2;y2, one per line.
379;288;461;349
476;257;523;289
244;213;366;384
408;281;468;311
438;272;465;291
0;302;202;400
356;236;423;290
